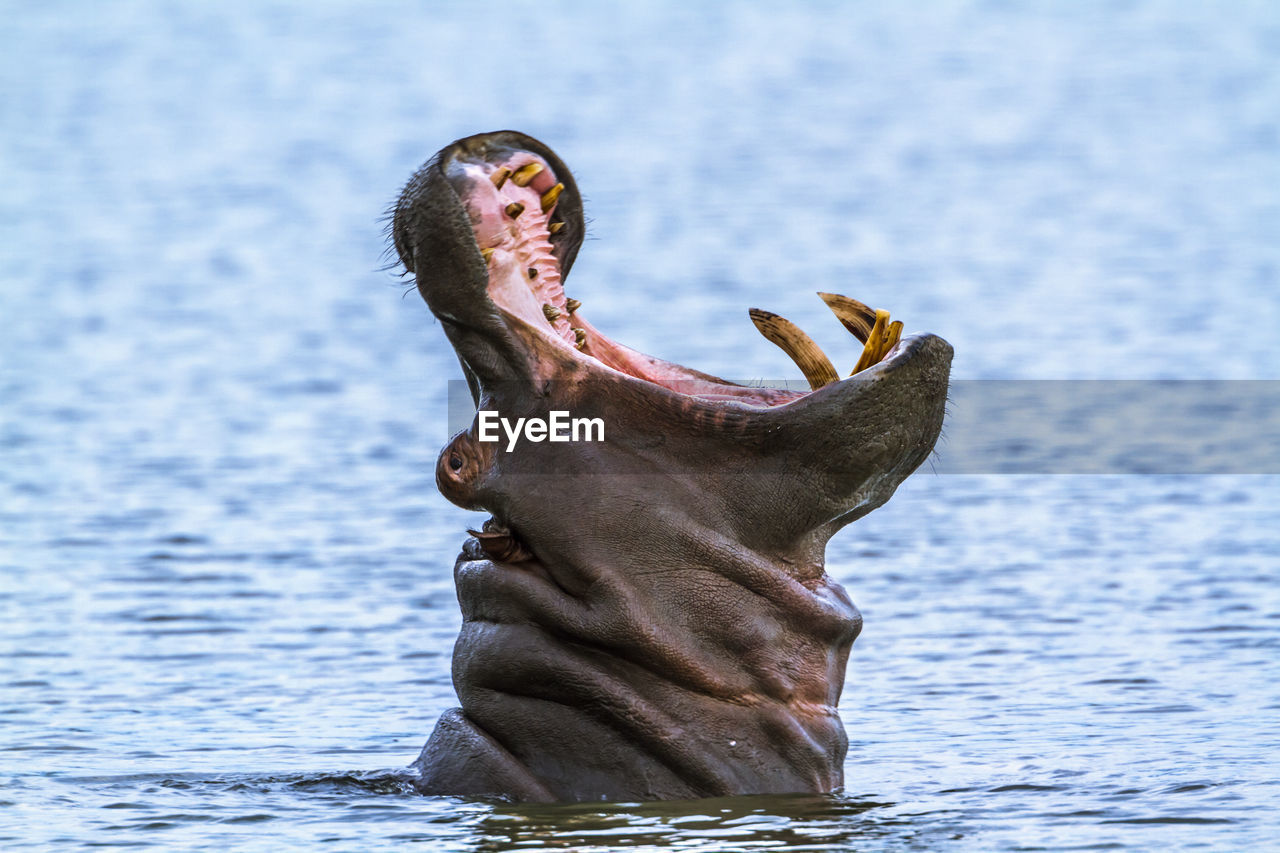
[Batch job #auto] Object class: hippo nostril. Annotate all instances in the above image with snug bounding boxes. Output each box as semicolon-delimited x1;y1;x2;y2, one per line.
449;454;463;471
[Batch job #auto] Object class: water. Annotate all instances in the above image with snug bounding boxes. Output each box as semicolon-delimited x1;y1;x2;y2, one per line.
2;1;1278;849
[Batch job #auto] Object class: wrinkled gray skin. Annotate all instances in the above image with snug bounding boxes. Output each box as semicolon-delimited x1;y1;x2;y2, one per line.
390;131;952;803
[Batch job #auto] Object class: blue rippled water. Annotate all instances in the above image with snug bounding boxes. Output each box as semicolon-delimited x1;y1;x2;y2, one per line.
3;1;1278;850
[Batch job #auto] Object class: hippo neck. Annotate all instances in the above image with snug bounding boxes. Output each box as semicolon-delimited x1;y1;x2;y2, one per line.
444;530;862;802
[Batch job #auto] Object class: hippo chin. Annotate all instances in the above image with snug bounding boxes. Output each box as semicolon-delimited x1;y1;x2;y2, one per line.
389;130;952;803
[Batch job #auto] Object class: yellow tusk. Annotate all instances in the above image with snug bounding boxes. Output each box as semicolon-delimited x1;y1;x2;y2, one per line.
511;163;543;187
549;221;565;235
883;320;903;356
505;202;525;218
480;248;494;263
852;309;892;374
817;292;877;343
490;167;511;189
542;304;560;322
565;297;581;313
748;308;840;390
573;328;587;349
540;183;564;212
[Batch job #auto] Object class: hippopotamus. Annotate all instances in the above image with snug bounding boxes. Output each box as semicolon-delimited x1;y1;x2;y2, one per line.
388;131;951;803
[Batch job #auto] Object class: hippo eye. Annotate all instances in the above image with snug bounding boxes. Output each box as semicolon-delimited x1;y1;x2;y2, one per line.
449;454;463;471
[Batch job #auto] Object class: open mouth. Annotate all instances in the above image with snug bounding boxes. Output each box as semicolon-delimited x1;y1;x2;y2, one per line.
406;133;920;409
393;130;952;597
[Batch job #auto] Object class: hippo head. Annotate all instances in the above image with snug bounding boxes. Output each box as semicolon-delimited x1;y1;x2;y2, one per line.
390;131;951;803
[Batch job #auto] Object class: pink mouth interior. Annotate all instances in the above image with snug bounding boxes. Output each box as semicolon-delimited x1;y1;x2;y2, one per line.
448;152;807;408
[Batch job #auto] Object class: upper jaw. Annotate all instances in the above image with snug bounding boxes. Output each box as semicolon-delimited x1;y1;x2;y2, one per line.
390;132;584;399
393;130;584;281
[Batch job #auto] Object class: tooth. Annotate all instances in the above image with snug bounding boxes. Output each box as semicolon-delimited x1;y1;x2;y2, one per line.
748;308;839;390
573;328;587;349
817;292;876;343
542;304;561;322
480;248;494;263
852;309;892;374
528;267;538;279
883;320;903;356
565;297;581;313
549;222;565;235
505;202;525;218
874;315;895;357
540;182;564;212
491;167;511;189
511;163;543;187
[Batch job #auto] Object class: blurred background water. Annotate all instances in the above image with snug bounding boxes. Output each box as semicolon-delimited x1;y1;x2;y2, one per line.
2;1;1278;850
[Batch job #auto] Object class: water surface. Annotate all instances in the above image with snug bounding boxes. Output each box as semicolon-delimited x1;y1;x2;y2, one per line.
3;1;1278;849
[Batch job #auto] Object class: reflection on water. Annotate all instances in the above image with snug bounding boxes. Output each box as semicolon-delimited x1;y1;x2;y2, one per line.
3;0;1279;850
473;794;893;852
